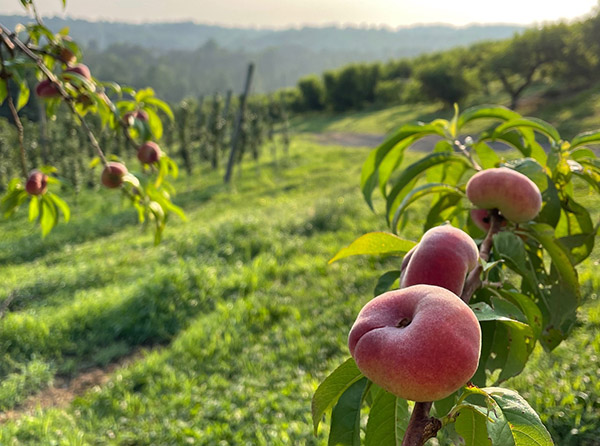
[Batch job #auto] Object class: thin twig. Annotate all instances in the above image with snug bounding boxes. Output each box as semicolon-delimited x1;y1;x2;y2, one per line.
461;209;504;303
6;88;28;178
454;138;482;171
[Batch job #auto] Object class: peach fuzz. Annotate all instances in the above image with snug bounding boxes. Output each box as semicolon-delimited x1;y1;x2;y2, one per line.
400;225;479;296
348;285;481;402
466;167;542;223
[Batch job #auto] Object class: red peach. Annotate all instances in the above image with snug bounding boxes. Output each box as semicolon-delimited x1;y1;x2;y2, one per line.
400;225;479;296
137;141;161;164
25;170;48;195
101;162;128;188
348;285;481;402
65;63;91;80
470;209;507;232
466;167;542;223
35;79;60;99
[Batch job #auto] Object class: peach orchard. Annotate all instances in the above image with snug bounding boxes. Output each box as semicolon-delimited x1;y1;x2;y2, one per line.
1;1;600;445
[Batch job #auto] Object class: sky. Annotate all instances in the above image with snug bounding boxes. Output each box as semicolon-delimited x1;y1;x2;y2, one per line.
1;0;598;28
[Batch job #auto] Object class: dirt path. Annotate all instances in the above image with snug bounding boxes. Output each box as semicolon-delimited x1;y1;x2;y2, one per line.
0;348;147;423
309;132;445;151
309;131;524;152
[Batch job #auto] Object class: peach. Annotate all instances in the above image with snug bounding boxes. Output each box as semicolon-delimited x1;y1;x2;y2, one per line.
466;167;542;223
400;225;479;296
25;170;48;195
470;209;507;232
59;47;76;65
65;64;91;80
348;285;481;402
123;110;149;126
35;79;60;99
137;141;161;164
101;162;127;188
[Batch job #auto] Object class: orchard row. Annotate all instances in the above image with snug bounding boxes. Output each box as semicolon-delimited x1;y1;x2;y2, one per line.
0;90;291;193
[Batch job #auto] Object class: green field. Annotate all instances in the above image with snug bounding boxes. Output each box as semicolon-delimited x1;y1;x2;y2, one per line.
0;129;599;445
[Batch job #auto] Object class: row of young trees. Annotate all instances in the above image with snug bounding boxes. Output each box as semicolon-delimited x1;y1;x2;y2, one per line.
0;91;291;194
287;7;600;111
0;0;290;243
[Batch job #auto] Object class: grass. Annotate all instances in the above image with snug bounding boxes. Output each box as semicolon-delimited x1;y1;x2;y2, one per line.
0;130;598;445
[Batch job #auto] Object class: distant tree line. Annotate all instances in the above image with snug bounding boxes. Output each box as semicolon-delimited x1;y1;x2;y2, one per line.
283;8;600;112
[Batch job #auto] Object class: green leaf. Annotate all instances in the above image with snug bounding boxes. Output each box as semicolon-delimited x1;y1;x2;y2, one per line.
556;198;595;264
0;79;7;105
312;358;364;435
570;129;600;149
391;183;465;233
377;136;417;197
527;223;579;297
1;188;28;218
28;195;40;221
374;270;401;297
424;192;462;231
457;105;522;130
473;141;500;169
17;80;30;111
385;152;471;224
483;387;553;446
497;290;543;342
493;232;539;294
47;192;70;222
364;388;409;446
40;196;58;237
454;405;492;446
135;87;156;103
145;107;164;140
328;378;367;446
360;123;447;209
569;147;596;160
494;118;560;144
329;232;416;264
426;140;454;183
144;96;175;121
487;319;534;383
470;299;526;324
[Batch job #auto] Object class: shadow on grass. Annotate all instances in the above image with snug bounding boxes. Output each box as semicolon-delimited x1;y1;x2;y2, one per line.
0;208;138;267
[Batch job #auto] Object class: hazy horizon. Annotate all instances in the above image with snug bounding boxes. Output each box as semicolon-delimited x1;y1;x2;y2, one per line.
1;0;598;29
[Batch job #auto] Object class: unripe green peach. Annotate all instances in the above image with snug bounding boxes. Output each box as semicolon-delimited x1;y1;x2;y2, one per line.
466;167;542;223
348;285;481;402
401;225;479;296
101;162;127;189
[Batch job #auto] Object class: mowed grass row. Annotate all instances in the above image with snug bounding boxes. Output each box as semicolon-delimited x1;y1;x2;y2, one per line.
0;138;598;444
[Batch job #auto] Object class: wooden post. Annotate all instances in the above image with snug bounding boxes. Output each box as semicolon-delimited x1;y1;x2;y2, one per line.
224;63;254;184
